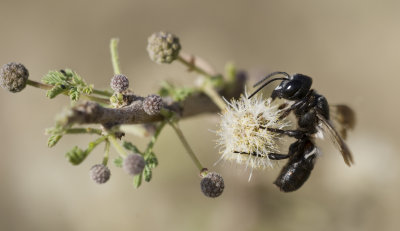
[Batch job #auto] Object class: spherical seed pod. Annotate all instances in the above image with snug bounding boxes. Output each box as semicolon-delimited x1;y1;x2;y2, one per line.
143;94;164;116
110;74;129;93
89;164;111;184
147;31;181;64
200;172;225;198
123;153;145;176
0;62;29;93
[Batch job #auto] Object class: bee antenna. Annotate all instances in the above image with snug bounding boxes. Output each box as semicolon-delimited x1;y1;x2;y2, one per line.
253;71;290;87
248;77;288;99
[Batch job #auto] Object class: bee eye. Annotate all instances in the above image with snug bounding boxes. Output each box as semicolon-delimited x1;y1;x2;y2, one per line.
282;80;302;98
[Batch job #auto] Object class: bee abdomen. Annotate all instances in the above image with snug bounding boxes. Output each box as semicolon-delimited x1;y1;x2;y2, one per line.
274;159;315;192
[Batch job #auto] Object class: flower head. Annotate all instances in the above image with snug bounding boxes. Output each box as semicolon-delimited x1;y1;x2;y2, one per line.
147;31;181;64
90;164;111;184
0;62;29;93
200;172;224;198
123;153;145;176
110;74;129;93
216;91;290;175
143;94;164;116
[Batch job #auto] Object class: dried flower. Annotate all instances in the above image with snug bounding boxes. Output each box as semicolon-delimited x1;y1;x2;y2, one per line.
200;172;224;198
90;164;111;184
147;31;181;64
0;62;29;93
216;91;290;175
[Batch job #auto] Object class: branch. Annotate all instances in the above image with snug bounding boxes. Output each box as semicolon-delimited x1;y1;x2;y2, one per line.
66;74;247;126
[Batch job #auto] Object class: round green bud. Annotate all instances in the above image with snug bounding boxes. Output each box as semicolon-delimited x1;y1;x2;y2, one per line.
147;31;181;64
0;62;29;93
200;172;224;198
89;164;111;184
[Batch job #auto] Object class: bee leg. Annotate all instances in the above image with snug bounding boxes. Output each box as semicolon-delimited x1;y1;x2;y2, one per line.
233;151;290;160
268;153;290;160
277;99;304;120
278;103;289;110
264;127;309;139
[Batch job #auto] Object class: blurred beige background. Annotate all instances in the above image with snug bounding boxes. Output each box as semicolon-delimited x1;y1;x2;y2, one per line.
1;0;399;230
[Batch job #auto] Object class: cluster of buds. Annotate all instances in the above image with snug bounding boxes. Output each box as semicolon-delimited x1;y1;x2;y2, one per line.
147;31;181;64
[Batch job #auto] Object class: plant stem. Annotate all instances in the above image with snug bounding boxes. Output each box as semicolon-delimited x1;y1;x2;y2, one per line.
177;54;212;78
92;89;113;97
109;135;127;157
102;140;110;166
81;95;110;105
177;53;226;111
169;122;204;171
26;79;52;90
65;127;103;135
27;79;110;104
202;85;226;111
110;38;121;75
87;136;108;153
145;121;167;154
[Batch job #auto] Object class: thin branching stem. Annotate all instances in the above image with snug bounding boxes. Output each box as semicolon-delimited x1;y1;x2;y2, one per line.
26;79;52;90
103;140;110;166
177;55;212;78
110;38;121;75
65;127;103;135
92;89;113;97
177;53;226;111
145;120;167;155
109;135;127;157
201;84;226;110
27;79;110;104
170;122;204;172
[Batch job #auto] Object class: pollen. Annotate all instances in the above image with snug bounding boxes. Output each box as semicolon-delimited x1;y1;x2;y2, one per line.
216;91;290;174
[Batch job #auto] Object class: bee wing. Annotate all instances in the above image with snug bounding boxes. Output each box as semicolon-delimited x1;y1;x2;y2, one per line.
329;105;356;140
317;113;354;166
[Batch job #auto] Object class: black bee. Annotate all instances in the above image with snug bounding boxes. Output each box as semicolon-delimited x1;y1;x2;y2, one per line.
248;71;355;192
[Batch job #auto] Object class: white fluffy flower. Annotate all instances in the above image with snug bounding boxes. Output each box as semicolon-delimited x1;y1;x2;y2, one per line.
216;91;290;175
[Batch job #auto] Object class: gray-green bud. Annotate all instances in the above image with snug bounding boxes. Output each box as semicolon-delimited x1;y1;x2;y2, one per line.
0;62;29;93
90;164;111;184
110;74;129;93
123;153;145;176
143;94;164;115
147;31;181;64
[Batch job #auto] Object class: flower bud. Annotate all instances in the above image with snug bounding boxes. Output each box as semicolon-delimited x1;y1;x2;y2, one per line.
147;31;181;64
90;164;111;184
143;94;164;115
0;62;29;93
123;153;145;176
110;74;129;93
200;172;224;198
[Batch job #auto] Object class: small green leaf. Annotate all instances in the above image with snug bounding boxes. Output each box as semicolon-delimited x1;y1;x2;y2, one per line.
143;166;152;182
133;174;142;188
42;70;70;85
46;85;68;99
145;153;158;169
123;141;141;154
69;88;80;101
48;134;63;148
65;146;87;165
113;157;123;167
